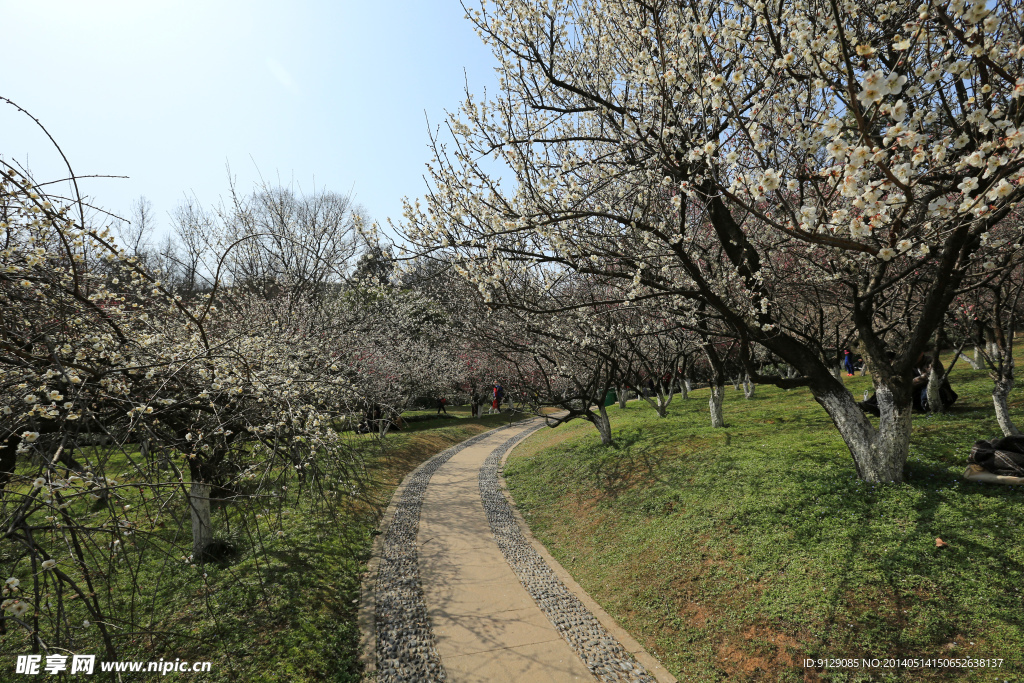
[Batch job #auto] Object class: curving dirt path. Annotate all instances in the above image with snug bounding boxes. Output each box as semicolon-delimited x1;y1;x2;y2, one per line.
364;418;675;683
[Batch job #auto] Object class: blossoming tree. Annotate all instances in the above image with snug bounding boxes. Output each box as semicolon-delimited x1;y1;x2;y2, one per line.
0;131;362;656
403;0;1024;482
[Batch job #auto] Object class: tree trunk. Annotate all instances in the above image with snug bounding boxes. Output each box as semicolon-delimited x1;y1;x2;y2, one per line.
926;366;944;413
654;393;669;417
993;378;1020;436
987;339;1001;361
926;333;944;413
709;384;725;428
960;347;981;370
189;482;213;559
743;374;755;399
592;404;613;445
640;390;671;417
679;378;689;400
732;376;741;390
617;386;628;409
815;382;912;483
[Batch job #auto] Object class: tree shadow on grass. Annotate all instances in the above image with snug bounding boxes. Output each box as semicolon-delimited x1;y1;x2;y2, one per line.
582;428;676;501
731;458;1024;668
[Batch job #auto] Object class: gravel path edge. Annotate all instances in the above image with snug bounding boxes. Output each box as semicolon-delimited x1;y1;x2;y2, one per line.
490;426;680;683
358;420;529;681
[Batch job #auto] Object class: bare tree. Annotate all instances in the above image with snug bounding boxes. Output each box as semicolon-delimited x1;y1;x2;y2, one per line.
114;195;155;263
170;197;216;296
221;183;360;300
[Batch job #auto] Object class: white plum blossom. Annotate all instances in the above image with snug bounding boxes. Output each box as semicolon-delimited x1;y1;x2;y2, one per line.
7;600;30;617
959;177;980;193
857;70;907;105
988;180;1014;200
848;147;871;168
822;118;842;137
891;100;908;122
826;140;849;159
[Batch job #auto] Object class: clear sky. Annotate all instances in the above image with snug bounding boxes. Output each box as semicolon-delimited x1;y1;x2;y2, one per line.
1;0;497;239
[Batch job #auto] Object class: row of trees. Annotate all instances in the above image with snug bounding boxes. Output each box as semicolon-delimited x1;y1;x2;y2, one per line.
401;0;1024;482
444;261;1022;447
0;107;473;659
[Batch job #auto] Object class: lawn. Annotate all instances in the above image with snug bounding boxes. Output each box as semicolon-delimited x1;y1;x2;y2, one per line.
504;351;1024;682
2;406;527;681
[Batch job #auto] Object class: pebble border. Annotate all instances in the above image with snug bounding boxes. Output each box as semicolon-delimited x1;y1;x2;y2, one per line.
479;425;657;683
374;428;499;683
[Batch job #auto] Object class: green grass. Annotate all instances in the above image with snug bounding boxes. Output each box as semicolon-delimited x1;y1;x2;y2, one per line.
2;409;530;681
504;351;1024;682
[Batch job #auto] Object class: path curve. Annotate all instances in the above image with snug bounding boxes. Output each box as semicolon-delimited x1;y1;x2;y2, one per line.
367;417;672;683
373;429;498;681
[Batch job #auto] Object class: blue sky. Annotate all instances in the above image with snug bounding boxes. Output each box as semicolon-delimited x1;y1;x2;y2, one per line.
1;0;497;238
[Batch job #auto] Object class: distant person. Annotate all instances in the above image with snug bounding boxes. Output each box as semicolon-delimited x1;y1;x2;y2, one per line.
911;354;958;412
843;349;855;376
491;383;505;413
470;390;482;417
436;396;448;415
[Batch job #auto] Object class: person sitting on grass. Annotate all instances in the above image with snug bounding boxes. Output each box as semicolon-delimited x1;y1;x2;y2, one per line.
858;353;958;416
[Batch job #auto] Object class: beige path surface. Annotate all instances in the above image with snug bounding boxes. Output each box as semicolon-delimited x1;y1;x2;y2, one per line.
417;424;596;683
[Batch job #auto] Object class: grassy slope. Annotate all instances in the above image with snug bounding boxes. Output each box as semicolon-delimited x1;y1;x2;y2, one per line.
3;409;524;681
173;411;524;682
504;354;1024;682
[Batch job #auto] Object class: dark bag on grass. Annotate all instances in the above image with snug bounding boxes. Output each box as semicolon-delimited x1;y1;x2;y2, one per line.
969;435;1024;477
